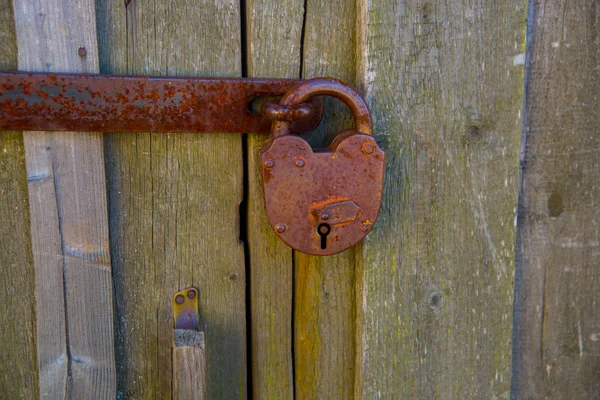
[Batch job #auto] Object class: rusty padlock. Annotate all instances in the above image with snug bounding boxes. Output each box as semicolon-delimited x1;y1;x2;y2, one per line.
260;78;385;255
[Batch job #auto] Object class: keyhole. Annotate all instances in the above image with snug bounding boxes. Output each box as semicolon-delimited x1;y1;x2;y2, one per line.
317;223;331;249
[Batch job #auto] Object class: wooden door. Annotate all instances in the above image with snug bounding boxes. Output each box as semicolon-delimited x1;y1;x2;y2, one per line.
1;0;598;399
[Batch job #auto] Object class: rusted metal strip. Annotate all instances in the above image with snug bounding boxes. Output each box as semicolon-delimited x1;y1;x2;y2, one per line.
0;71;323;133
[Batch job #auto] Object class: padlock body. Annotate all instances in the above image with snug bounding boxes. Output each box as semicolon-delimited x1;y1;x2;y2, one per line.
260;133;385;255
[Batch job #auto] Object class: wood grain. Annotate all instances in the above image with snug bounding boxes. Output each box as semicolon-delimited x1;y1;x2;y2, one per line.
246;0;303;398
511;1;600;398
0;1;39;397
96;1;247;398
173;330;206;400
294;0;358;398
0;5;39;394
294;253;356;399
355;1;526;398
13;0;116;398
0;134;39;400
247;0;359;398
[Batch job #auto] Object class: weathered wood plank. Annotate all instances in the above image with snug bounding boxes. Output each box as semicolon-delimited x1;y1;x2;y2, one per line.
0;5;39;394
511;1;600;398
294;254;356;399
21;131;68;398
173;330;206;400
355;1;526;398
249;1;359;397
294;1;358;398
13;0;116;398
96;1;247;398
247;1;358;397
0;1;39;397
246;1;303;398
0;134;39;400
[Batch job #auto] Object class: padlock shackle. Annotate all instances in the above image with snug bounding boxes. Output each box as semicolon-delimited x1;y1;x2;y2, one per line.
271;78;373;138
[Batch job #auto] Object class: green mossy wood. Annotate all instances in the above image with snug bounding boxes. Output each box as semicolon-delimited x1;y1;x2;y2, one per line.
247;0;359;398
0;1;38;398
96;1;246;398
295;1;359;398
356;0;526;398
0;0;599;399
246;1;302;398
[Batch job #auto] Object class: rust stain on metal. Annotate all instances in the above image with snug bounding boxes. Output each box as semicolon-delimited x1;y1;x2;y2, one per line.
261;99;322;122
0;71;384;256
173;287;199;330
0;71;323;133
311;200;361;226
269;78;373;138
260;78;385;256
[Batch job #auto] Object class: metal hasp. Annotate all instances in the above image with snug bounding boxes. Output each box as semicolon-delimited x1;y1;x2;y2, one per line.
0;71;384;256
260;78;385;256
0;71;323;133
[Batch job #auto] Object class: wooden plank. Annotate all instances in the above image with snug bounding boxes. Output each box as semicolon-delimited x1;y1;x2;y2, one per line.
173;330;206;400
12;0;116;398
294;1;358;398
0;4;39;394
294;254;356;399
22;132;68;398
96;1;247;398
246;1;302;398
248;0;358;397
0;134;39;400
355;1;526;398
511;1;600;398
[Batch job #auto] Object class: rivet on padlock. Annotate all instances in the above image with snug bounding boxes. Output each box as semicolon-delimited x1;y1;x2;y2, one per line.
260;78;386;256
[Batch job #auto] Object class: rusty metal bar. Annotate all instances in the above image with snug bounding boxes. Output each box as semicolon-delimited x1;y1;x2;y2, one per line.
0;71;323;133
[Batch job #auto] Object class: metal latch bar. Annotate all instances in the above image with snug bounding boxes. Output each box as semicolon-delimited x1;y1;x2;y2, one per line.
0;71;323;133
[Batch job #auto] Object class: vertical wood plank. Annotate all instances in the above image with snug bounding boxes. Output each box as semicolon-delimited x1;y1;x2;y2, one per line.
13;0;116;398
96;1;247;398
294;1;358;398
173;330;206;400
0;4;39;394
0;134;39;400
246;1;302;398
247;2;358;397
356;1;526;398
294;254;356;399
511;1;600;398
22;132;68;398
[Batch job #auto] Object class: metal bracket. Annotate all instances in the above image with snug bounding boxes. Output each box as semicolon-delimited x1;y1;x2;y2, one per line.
0;71;323;133
173;287;199;330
